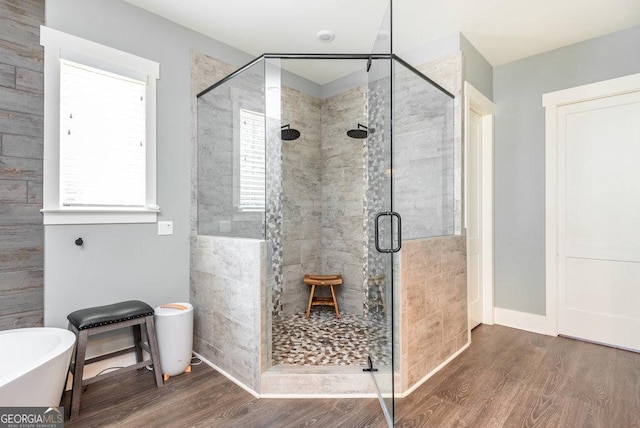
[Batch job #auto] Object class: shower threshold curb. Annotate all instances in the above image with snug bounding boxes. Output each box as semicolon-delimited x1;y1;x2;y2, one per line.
194;352;380;398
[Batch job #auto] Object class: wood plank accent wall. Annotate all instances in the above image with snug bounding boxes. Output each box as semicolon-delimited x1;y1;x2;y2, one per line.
0;0;45;330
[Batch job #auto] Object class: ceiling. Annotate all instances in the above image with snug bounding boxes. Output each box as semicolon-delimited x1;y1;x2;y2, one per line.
122;0;640;84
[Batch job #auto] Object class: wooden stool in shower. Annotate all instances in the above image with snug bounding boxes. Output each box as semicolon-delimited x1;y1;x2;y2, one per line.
304;274;342;318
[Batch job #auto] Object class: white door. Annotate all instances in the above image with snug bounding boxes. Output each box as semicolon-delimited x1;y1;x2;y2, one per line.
467;108;483;330
464;82;494;331
557;89;640;350
465;82;495;331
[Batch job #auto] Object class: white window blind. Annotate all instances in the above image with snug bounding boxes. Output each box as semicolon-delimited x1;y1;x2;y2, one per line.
59;59;146;207
239;108;265;211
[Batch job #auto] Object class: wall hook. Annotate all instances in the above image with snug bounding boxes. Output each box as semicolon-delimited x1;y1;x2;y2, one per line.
75;238;83;246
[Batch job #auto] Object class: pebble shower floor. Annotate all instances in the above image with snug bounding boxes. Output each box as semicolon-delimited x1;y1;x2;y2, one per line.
272;307;390;366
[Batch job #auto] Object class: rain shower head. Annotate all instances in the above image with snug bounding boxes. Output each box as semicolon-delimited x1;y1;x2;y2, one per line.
280;124;301;141
347;123;373;139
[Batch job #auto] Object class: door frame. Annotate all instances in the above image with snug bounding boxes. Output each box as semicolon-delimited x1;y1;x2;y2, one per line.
463;81;495;329
543;73;640;336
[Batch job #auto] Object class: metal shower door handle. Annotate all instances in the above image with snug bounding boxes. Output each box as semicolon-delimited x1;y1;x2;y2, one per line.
374;211;402;253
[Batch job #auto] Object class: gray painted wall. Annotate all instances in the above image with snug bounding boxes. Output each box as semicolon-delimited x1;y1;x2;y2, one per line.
398;33;460;68
0;0;44;330
44;0;252;327
493;25;640;315
399;33;493;101
460;34;493;100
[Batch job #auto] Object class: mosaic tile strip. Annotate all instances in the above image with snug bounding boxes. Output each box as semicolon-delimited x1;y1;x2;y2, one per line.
364;72;392;320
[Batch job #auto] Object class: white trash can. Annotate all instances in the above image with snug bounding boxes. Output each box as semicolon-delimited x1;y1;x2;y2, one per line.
154;303;193;380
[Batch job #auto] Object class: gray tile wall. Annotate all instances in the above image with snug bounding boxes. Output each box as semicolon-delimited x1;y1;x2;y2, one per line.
396;235;468;393
190;235;264;390
320;87;367;316
0;0;44;331
393;66;455;239
197;65;265;239
189;51;237;238
417;53;463;235
204;74;371;320
280;86;322;316
279;83;367;317
192;53;267;389
393;52;467;394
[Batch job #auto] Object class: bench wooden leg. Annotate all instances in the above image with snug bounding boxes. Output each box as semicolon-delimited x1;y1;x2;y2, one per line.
306;284;316;317
144;315;164;387
133;324;143;364
69;329;87;420
330;285;340;318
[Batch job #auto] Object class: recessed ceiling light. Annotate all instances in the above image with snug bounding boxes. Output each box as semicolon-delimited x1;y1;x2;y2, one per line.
316;30;335;43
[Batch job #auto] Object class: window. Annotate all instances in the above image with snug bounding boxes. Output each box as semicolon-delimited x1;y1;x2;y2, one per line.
40;26;160;224
238;108;265;211
59;60;147;208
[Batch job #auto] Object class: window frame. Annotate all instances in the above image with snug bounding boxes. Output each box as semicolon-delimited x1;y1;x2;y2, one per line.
40;26;160;225
237;107;266;212
230;87;265;222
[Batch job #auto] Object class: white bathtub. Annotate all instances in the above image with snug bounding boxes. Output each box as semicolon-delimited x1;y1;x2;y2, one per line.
0;327;76;406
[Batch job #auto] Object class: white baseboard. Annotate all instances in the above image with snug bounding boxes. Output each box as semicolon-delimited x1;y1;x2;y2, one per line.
494;307;553;336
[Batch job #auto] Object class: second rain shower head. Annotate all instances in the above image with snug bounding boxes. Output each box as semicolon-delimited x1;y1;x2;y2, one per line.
347;123;373;139
280;124;301;141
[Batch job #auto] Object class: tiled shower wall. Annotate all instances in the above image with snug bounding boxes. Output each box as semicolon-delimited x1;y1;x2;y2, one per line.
279;86;322;315
190;235;264;391
319;86;367;316
280;84;367;317
417;53;464;235
394;52;467;394
191;52;266;387
396;235;467;392
0;0;45;330
196;64;264;239
194;53;369;318
393;65;455;239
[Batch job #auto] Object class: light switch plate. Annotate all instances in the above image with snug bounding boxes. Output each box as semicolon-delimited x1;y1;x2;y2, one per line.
158;221;173;235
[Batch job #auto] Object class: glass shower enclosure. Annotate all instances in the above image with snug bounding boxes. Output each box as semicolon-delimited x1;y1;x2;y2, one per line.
196;52;454;427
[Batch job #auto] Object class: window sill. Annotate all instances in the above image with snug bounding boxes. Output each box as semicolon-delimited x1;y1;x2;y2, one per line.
41;207;161;225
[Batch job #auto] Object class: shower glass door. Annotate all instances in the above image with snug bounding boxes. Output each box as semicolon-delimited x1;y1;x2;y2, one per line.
365;2;395;425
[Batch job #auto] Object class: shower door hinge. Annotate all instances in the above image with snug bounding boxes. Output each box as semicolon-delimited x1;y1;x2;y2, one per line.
363;356;378;372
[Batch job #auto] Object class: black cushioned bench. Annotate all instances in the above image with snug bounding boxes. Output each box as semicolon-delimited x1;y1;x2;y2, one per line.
66;300;163;419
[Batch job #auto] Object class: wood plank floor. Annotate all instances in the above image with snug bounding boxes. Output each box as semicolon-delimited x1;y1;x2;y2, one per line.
63;325;640;427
